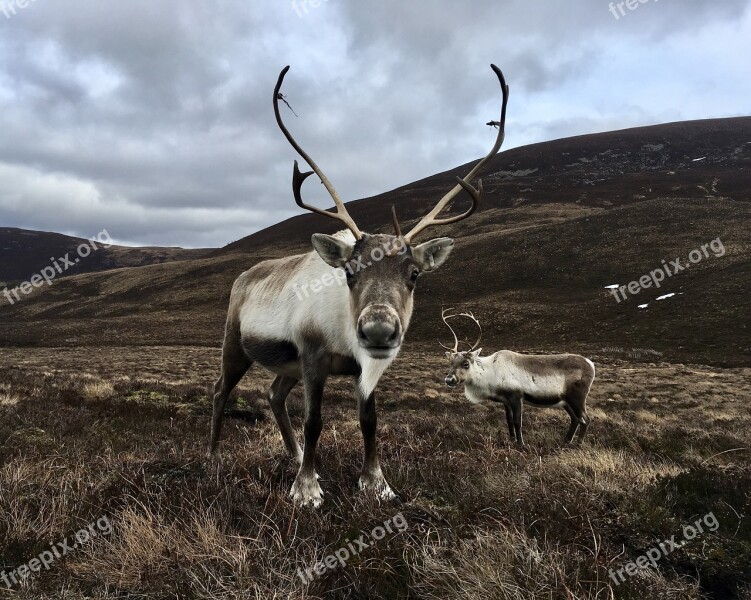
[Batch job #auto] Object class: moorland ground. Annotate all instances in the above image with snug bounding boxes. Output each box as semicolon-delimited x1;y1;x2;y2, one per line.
0;345;749;599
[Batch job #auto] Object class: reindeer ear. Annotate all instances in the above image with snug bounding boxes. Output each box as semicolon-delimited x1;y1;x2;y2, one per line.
311;234;354;268
471;349;482;361
412;238;454;272
445;351;452;359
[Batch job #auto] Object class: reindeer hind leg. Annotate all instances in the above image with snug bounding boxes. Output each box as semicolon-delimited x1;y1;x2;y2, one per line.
576;407;590;442
565;376;593;444
268;375;302;463
209;329;251;456
563;403;580;444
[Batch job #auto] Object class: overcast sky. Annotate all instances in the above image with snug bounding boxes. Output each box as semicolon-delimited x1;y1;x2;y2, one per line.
0;0;749;248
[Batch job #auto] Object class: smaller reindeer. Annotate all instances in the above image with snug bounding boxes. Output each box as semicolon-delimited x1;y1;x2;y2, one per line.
441;310;595;445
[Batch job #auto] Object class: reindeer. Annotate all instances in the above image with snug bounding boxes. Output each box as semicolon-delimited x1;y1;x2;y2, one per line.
441;310;595;445
209;65;510;507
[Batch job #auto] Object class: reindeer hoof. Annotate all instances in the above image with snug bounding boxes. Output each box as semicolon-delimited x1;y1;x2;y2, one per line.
290;475;324;508
359;473;398;502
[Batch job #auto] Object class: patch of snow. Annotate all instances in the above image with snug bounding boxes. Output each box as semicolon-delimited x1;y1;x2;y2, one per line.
604;284;620;290
638;304;649;309
692;157;707;162
656;293;676;301
496;168;539;178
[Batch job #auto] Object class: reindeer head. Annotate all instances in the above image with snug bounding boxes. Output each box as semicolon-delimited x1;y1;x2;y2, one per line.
311;231;454;359
274;66;509;361
442;309;483;387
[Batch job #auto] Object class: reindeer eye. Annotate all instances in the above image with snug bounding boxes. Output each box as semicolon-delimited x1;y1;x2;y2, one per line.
410;269;419;282
463;362;470;369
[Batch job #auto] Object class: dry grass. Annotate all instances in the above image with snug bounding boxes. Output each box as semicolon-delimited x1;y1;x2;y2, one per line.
0;394;19;407
81;381;116;401
0;346;749;599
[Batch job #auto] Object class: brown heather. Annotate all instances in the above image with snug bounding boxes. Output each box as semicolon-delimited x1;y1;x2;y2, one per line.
0;346;749;599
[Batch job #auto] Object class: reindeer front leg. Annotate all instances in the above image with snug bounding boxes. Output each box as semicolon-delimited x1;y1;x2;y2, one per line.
290;354;326;507
508;392;525;447
502;402;515;442
356;388;396;501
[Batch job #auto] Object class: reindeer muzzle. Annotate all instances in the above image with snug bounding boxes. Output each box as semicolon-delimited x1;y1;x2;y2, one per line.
357;304;402;359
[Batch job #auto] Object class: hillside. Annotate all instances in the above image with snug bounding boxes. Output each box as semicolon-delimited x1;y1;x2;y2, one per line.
0;117;749;366
0;228;212;285
219;117;751;254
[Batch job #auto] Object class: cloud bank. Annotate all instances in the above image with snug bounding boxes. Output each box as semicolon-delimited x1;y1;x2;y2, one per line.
0;0;748;247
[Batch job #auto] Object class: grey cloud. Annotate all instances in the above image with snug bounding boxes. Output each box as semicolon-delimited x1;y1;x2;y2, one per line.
0;0;748;247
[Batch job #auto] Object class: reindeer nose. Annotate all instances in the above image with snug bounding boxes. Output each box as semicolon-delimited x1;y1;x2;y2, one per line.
445;375;457;387
358;319;400;348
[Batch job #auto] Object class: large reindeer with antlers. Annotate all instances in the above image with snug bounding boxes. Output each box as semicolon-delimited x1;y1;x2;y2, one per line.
209;65;510;507
442;310;595;445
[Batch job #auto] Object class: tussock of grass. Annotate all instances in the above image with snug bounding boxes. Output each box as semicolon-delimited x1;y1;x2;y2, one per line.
0;392;20;406
82;380;116;400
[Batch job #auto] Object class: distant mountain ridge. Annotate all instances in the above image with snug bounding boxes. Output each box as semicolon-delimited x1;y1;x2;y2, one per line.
0;227;212;285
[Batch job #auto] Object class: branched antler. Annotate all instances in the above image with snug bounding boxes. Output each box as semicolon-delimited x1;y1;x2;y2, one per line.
400;64;510;244
440;308;460;353
455;311;482;351
441;309;483;353
274;66;363;239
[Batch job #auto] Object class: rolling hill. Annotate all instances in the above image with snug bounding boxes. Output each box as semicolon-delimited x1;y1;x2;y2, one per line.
0;117;749;366
0;228;212;285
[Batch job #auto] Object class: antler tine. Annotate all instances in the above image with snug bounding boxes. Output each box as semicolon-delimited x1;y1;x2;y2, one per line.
292;160;315;207
403;64;509;244
440;308;460;353
274;66;363;239
391;205;403;240
456;311;483;351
